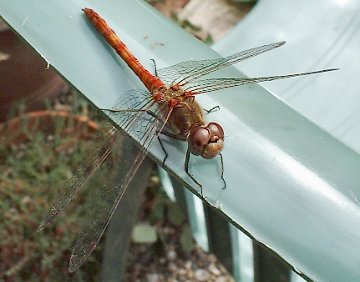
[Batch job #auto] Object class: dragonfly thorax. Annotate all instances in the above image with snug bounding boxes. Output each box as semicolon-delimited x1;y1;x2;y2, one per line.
152;86;187;106
166;97;204;141
188;122;224;159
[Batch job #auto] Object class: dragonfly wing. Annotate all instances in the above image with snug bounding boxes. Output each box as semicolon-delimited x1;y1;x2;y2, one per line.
37;90;156;232
37;124;119;231
68;134;147;272
184;69;338;94
68;102;170;272
108;90;164;139
157;41;286;86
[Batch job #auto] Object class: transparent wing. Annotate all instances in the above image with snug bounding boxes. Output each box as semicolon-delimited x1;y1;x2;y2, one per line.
37;124;119;232
157;41;286;86
183;69;339;94
37;89;164;231
109;89;166;140
67;95;171;272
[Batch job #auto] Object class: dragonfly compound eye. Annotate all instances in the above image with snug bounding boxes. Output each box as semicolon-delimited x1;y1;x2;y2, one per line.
188;122;224;159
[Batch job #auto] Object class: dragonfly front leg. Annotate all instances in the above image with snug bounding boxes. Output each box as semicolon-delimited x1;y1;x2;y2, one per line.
185;149;226;195
219;153;226;190
185;148;203;196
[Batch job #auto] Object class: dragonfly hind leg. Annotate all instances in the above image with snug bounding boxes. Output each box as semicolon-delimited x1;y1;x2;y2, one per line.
185;148;203;196
219;153;227;190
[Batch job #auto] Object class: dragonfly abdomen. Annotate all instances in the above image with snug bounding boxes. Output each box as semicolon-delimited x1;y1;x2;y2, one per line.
83;8;164;92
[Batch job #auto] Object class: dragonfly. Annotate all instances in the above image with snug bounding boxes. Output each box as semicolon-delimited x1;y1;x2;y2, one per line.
37;8;338;272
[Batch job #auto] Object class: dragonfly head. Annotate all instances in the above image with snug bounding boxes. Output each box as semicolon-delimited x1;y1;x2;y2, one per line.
188;122;224;159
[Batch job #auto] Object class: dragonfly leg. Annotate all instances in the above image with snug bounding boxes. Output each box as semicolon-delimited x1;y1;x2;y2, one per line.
203;105;220;114
157;129;184;166
104;107;183;168
219;153;226;190
160;130;182;140
157;135;168;167
150;59;159;77
185;148;203;196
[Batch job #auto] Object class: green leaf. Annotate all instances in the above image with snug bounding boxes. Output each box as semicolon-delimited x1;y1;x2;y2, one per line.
132;223;157;244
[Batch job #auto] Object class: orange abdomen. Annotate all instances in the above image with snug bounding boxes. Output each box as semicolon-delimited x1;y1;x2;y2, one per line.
83;8;164;92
